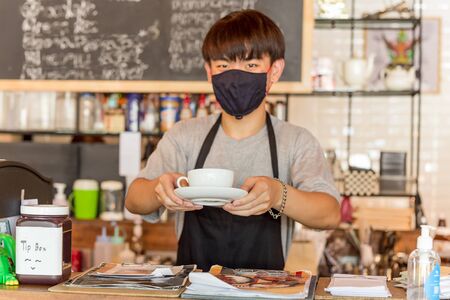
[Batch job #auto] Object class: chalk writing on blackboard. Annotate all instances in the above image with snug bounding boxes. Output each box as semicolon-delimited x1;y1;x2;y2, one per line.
0;0;305;85
169;0;258;74
20;0;160;80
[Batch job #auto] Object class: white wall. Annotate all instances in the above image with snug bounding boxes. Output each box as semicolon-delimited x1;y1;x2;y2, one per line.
289;0;450;225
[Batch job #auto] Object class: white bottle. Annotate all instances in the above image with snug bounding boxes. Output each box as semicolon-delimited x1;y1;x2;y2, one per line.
180;95;193;121
407;225;441;300
93;227;111;266
53;183;68;206
196;94;208;118
110;226;125;263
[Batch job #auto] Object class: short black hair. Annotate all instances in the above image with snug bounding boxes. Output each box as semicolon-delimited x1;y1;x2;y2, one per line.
202;9;285;64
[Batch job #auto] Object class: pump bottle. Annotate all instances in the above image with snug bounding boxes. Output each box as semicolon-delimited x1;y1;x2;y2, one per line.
53;183;68;206
407;225;441;299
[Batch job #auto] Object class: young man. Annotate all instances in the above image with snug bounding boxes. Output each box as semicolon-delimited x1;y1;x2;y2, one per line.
126;10;340;271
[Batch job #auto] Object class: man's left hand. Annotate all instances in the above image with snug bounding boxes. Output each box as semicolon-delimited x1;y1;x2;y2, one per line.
223;176;282;216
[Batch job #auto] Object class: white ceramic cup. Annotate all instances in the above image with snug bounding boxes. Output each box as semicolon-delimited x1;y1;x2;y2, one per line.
176;168;234;188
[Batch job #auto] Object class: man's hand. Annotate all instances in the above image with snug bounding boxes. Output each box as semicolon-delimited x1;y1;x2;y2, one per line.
155;173;203;211
223;176;282;216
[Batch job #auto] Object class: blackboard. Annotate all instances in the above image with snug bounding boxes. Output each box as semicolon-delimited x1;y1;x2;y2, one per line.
0;0;312;93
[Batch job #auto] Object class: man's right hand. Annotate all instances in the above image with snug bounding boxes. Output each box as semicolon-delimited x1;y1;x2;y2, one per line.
154;173;203;211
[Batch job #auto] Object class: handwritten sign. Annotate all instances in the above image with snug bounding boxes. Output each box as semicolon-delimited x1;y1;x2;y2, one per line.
16;227;63;276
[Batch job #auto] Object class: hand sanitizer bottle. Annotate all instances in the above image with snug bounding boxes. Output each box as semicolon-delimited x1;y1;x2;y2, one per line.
407;225;440;299
52;183;68;206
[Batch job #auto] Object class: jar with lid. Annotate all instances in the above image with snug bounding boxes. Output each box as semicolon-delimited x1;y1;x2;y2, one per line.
15;205;72;285
99;180;124;221
78;92;96;132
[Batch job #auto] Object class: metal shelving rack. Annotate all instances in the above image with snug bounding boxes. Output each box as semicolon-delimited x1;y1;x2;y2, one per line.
309;0;423;202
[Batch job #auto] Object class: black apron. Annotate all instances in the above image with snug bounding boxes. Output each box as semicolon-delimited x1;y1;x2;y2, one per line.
176;113;284;271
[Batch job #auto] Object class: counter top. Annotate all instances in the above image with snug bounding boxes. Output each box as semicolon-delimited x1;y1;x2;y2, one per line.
0;280;174;300
315;278;405;300
0;275;406;300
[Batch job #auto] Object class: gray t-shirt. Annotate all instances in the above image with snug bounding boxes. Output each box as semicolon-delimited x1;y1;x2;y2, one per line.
138;114;340;259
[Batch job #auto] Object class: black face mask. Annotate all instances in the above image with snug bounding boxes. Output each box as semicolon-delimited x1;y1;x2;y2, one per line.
212;69;267;119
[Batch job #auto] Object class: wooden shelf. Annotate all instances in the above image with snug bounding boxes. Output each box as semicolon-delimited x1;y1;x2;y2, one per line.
0;130;162;137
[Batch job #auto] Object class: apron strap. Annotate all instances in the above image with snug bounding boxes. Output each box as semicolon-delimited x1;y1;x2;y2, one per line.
194;113;278;179
266;112;279;179
195;114;222;169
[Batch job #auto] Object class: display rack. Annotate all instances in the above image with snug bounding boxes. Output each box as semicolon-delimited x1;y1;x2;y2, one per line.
310;0;423;203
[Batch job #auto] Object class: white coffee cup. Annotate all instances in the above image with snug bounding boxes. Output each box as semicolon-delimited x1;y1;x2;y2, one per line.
176;168;234;188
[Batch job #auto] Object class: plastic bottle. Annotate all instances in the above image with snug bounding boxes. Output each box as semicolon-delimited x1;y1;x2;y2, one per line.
55;92;76;131
140;94;158;133
160;94;180;132
52;182;68;206
110;226;125;263
79;93;96;132
93;94;105;132
126;93;141;132
208;94;221;115
180;94;193;120
407;225;441;300
93;227;111;266
131;218;145;263
196;94;208;118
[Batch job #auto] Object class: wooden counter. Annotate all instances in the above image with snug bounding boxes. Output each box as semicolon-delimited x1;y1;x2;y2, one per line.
0;272;180;300
315;277;405;300
0;275;406;300
0;283;169;300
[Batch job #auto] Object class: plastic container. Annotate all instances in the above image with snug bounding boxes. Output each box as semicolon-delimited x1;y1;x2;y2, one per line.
55;92;76;131
27;92;56;130
99;180;124;221
126;93;141;132
71;179;99;220
180;94;193;121
196;94;208;118
93;227;111;267
15;205;72;285
109;226;125;263
140;94;159;133
407;225;441;299
160;94;180;132
79;93;96;132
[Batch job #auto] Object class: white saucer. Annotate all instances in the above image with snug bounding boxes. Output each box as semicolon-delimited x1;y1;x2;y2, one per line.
190;199;230;207
174;187;248;207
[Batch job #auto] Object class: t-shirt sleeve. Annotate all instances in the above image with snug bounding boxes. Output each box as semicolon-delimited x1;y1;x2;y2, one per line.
290;129;341;202
137;127;188;223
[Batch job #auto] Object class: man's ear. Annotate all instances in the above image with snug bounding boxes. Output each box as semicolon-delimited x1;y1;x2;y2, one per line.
204;62;212;83
269;59;285;84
